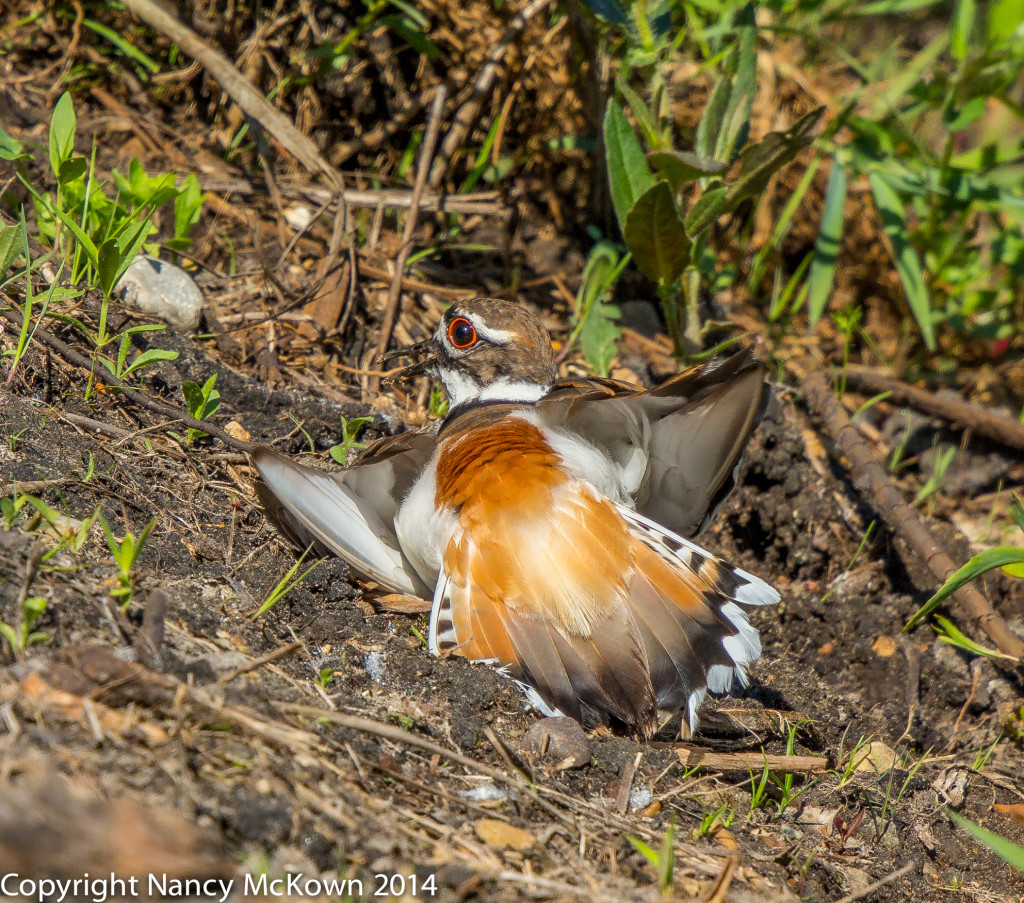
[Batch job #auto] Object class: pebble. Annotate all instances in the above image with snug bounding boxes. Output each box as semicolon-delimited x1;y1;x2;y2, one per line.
118;255;204;332
521;716;592;769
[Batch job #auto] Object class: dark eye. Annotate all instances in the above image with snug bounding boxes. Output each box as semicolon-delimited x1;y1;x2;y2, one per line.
448;317;477;349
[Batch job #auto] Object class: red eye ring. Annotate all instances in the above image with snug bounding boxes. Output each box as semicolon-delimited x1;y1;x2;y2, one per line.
447;317;477;349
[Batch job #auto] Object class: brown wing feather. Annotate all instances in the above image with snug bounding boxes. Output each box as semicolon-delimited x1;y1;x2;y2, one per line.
433;414;774;738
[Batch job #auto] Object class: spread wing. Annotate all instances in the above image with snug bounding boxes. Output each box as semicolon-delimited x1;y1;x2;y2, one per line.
252;433;436;596
536;347;766;537
429;416;779;738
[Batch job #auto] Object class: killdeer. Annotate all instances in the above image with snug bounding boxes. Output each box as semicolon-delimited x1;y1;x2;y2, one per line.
253;298;779;738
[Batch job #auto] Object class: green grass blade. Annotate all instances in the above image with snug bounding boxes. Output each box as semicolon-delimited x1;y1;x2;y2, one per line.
808;161;847;328
948;810;1024;872
905;546;1024;629
868;171;935;350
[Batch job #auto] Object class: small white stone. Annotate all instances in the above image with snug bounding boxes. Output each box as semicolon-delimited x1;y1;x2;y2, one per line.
363;650;387;684
629;786;653;809
118;255;204;332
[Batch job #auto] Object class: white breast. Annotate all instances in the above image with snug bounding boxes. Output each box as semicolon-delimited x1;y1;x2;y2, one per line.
513;410;632;504
394;454;457;589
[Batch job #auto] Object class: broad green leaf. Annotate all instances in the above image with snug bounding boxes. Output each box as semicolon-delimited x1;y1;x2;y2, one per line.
905;546;1024;629
0;223;22;276
868;171;935;350
948;811;1024;871
579;299;621;377
97;239;122;297
684;185;727;238
714;3;757;166
724;107;824;209
695;76;731;163
0;124;24;161
988;0;1024;40
616;79;663;150
582;0;630;25
182;381;205;417
951;0;976;59
48;92;77;177
647;150;727;191
808;161;847;328
626;836;660;868
624;180;689;283
122;348;179;377
57;157;88;186
604;100;655;236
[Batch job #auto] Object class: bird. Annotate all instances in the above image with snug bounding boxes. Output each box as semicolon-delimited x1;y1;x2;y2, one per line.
252;297;780;739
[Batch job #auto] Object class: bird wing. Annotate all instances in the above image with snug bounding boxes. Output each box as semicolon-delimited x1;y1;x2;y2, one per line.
536;347;766;537
252;433;436;596
428;415;779;737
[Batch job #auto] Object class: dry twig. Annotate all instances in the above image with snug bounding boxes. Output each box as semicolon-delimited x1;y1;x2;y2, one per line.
844;365;1024;452
367;86;449;397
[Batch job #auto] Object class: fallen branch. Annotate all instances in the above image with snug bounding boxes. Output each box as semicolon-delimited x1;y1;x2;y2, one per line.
803;370;1024;660
674;748;828;773
844;365;1024;452
120;0;342;186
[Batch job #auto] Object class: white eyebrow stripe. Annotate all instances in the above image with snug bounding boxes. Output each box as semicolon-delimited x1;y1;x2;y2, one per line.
474;322;515;344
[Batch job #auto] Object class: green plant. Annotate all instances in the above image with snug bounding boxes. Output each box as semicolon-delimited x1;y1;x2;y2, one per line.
877;748;931;836
972;733;1001;771
748;760;771;813
565;240;629;375
1;93;201;395
834;733;874;789
170;374;222;447
948;810;1024;873
821;521;876;604
914;444;956;508
627;818;675;897
255;547;322;617
695;802;734;839
329;415;373;464
316;667;336;689
808;0;1024;352
771;720;816;815
0;595;49;659
596;2;822;357
99;512;157;610
428;385;449;419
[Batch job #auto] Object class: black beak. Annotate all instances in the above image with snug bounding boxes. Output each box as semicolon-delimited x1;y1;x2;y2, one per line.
377;337;439;384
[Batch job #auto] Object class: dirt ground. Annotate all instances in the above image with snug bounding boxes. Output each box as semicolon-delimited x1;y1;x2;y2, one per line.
2;1;1024;901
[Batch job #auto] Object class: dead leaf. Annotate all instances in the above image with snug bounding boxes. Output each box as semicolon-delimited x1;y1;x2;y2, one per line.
474;818;536;851
993;803;1024;828
855;741;897;774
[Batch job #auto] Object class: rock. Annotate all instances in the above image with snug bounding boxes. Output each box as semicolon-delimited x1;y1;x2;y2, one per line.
521;716;592;769
855;740;898;774
118;255;204;332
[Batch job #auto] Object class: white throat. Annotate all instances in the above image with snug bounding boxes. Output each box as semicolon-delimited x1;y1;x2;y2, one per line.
440;369;549;409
